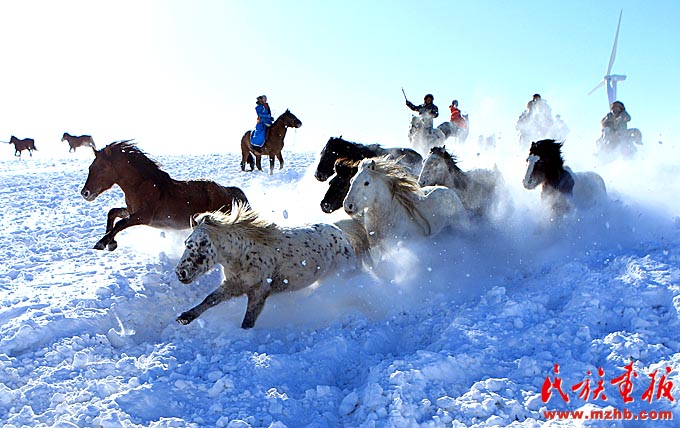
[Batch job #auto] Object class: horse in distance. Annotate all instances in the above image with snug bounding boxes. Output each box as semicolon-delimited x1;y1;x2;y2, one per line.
81;140;249;251
240;109;302;175
408;115;446;155
523;139;607;215
62;132;96;152
8;136;37;157
175;203;370;328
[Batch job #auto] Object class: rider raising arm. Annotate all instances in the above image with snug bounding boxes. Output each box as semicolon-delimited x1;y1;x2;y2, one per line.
406;93;439;119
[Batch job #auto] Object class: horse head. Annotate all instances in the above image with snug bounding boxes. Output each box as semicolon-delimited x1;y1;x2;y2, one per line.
81;146;116;201
320;159;358;213
419;146;452;187
280;109;302;129
176;222;218;284
315;136;346;182
81;140;140;201
523;139;565;190
343;159;379;216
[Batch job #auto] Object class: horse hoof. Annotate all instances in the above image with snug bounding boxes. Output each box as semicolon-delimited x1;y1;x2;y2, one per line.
107;241;118;251
176;315;192;325
93;241;106;250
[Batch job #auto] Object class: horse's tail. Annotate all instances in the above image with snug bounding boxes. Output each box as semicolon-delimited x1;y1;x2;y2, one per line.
247;153;255;169
334;218;373;268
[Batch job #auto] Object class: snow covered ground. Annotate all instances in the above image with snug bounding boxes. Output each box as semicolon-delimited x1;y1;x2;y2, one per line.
1;139;679;428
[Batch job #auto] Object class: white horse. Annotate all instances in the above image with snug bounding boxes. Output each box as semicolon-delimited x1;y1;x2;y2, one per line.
409;115;446;155
523;139;607;214
175;203;371;329
343;157;468;246
418;146;504;218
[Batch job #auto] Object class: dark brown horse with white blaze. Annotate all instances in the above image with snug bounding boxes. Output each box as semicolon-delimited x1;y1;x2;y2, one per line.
8;136;37;157
81;140;249;251
240;109;302;175
62;132;96;152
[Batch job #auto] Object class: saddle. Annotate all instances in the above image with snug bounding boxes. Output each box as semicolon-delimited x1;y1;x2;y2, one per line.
250;128;270;153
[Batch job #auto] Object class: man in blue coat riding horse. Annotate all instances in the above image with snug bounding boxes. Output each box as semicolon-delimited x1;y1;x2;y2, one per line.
251;95;273;152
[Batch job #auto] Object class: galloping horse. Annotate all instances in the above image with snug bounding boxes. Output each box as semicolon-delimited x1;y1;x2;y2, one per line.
437;115;470;144
320;158;359;213
81;140;249;251
175;203;370;328
596;128;643;161
343;157;468;246
418;146;503;218
62;132;96;152
8;136;37;157
523;139;607;214
314;136;423;182
408;116;446;155
240;109;302;175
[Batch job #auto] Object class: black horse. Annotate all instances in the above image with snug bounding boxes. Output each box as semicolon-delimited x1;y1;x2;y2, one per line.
320;159;359;213
314;137;423;182
523;139;607;214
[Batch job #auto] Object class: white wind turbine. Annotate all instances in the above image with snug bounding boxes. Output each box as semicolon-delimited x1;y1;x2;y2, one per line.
588;9;626;107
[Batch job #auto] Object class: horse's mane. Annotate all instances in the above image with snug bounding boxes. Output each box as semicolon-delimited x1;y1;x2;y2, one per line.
529;139;565;167
102;140;172;184
195;202;280;246
429;146;467;189
327;137;381;159
359;157;431;235
272;109;289;125
430;146;463;174
529;139;565;183
273;109;299;127
334;158;360;177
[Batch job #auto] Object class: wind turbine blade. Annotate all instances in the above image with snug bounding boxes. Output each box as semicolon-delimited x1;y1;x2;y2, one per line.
588;80;606;96
607;9;623;75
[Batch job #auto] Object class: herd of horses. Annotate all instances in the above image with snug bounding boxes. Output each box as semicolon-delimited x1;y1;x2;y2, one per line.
4;108;609;328
3;132;96;156
72;122;607;327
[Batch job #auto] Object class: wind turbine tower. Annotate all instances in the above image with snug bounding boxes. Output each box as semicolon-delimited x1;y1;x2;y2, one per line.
588;9;626;107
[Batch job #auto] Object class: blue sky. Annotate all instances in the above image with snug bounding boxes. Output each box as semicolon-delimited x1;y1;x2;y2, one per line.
1;0;678;155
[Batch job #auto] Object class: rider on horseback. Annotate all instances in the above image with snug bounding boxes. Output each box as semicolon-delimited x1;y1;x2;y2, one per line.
516;93;554;146
601;101;630;142
406;93;439;129
251;95;273;151
449;100;467;130
597;100;642;157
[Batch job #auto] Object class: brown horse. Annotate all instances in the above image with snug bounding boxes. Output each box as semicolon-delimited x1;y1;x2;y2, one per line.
240;109;302;175
62;132;96;152
81;140;249;251
9;136;37;157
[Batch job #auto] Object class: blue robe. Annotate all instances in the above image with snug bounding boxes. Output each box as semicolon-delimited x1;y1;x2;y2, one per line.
251;104;273;147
